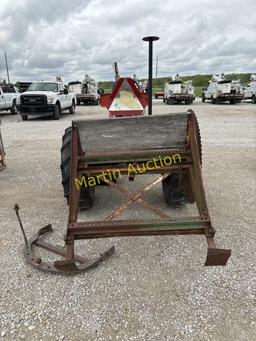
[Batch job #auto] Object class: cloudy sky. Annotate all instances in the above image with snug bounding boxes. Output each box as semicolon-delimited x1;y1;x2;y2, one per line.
0;0;255;82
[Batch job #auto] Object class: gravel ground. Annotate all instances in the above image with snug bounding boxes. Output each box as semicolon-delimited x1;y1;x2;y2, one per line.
0;99;255;341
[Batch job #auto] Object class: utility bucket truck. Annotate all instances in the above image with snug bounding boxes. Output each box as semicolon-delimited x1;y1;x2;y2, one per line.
243;74;256;103
68;75;101;105
202;74;243;104
164;75;195;105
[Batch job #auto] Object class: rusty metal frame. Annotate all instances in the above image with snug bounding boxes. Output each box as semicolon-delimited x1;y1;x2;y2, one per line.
0;124;5;171
16;112;231;274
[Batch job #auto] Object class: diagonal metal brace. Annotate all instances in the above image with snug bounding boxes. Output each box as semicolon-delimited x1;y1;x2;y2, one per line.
104;175;170;220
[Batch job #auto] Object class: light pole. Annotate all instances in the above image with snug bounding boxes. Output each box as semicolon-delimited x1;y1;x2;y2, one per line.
142;36;159;115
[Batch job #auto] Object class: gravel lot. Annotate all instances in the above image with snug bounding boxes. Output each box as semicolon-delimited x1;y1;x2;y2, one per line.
0;99;255;341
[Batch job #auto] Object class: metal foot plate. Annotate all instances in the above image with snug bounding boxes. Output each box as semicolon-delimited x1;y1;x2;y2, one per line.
205;248;231;266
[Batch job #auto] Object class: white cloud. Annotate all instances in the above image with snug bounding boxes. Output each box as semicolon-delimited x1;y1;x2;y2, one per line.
0;0;255;82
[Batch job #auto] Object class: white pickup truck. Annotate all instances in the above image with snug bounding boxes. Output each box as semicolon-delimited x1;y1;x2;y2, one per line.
0;83;19;114
18;81;76;120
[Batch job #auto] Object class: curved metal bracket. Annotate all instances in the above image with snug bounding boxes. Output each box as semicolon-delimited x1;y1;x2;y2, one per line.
24;224;115;274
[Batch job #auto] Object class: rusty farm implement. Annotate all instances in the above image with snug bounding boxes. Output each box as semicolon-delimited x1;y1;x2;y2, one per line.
15;110;231;273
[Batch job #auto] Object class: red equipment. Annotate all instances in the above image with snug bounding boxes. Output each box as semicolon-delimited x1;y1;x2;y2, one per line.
100;77;148;117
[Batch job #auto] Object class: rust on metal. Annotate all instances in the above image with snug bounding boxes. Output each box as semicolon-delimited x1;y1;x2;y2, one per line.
16;111;231;274
0;122;5;171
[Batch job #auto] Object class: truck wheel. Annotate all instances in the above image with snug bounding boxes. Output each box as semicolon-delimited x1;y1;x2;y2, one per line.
60;127;95;209
252;95;256;104
162;174;186;205
230;99;235;104
69;101;75;114
53;104;60;120
21;115;28;121
211;96;216;104
202;95;205;102
162;112;202;206
10;100;18;115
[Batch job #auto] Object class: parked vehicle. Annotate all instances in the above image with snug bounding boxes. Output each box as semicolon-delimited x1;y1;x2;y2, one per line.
138;80;148;93
202;74;243;104
18;81;76;120
0;83;19;114
68;75;101;105
16;81;32;93
164;75;195;104
155;91;164;99
243;74;256;103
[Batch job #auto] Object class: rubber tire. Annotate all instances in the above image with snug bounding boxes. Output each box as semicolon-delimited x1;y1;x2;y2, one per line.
10;100;18;115
162;174;186;205
167;98;175;105
230;99;235;104
60;127;95;209
54;104;60;120
202;95;205;102
162;112;202;206
21;115;28;121
211;96;216;104
69;101;75;114
252;95;256;104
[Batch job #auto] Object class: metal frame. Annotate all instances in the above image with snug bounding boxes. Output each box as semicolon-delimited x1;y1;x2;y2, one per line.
16;112;231;274
0;122;5;171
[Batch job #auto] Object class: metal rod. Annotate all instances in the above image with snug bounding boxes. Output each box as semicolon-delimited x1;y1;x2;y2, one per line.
35;240;87;263
4;52;10;84
156;55;158;79
113;62;120;82
104;174;169;221
14;204;28;247
142;36;159;115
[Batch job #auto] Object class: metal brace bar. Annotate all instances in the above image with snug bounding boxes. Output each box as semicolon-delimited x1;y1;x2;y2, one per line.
103;174;169;220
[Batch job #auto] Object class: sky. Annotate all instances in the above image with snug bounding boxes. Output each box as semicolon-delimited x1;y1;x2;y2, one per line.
0;0;255;83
